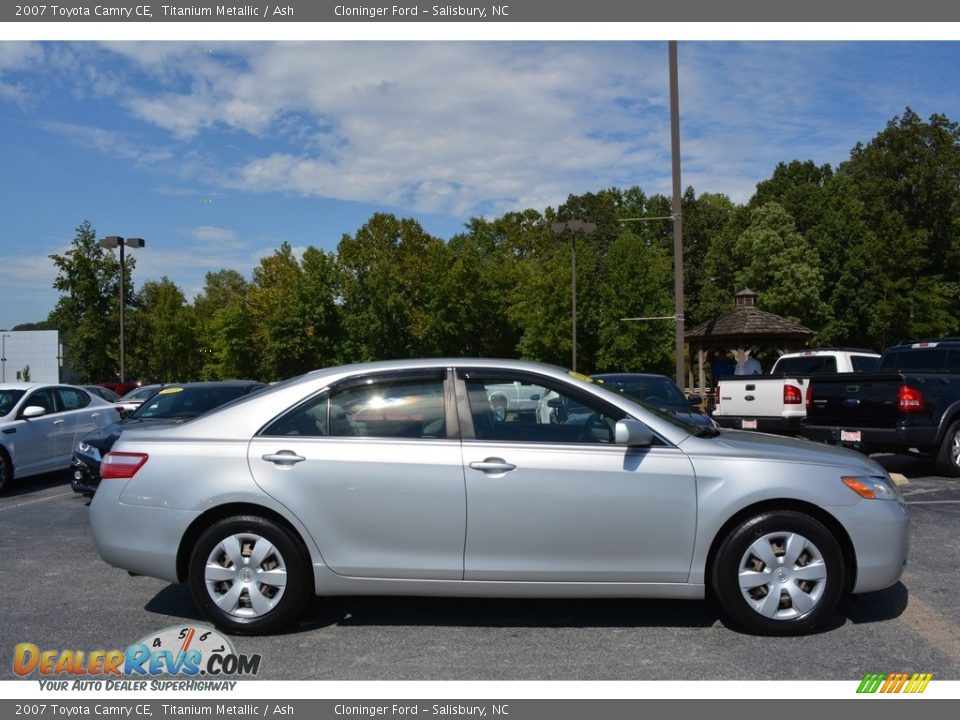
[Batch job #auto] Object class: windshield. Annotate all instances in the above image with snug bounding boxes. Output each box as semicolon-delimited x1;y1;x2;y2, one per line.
594;375;689;406
0;390;26;417
122;385;161;402
132;386;253;420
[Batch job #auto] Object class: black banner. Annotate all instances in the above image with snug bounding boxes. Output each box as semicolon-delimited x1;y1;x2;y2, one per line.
5;0;960;23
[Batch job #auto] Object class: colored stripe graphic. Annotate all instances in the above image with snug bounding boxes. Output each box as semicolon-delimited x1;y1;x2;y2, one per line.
857;673;933;694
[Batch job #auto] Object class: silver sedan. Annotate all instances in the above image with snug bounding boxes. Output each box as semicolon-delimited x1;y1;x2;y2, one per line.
0;383;120;492
89;359;909;636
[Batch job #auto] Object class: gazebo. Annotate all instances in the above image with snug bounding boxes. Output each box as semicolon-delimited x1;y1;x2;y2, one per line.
685;288;815;395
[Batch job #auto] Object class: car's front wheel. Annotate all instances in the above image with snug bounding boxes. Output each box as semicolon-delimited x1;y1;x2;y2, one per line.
188;515;313;635
711;510;844;636
0;452;11;493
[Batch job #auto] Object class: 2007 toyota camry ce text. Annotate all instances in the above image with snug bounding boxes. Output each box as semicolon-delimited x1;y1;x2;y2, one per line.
89;359;909;636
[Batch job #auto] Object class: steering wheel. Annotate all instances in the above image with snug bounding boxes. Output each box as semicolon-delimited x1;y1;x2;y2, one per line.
579;412;612;443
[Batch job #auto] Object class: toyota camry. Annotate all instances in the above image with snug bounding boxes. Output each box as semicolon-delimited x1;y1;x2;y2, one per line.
89;359;909;636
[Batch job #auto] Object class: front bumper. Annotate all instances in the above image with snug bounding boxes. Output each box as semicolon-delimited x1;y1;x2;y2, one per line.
70;456;101;495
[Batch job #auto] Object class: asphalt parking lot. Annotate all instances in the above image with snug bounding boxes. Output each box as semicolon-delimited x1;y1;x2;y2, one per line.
2;455;959;682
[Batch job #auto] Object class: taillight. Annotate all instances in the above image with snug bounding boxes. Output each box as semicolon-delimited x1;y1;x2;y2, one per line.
101;452;149;479
898;385;924;413
805;384;813;412
784;385;803;405
714;387;720;406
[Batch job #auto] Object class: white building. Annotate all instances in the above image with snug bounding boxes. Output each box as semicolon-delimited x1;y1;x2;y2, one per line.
1;331;62;384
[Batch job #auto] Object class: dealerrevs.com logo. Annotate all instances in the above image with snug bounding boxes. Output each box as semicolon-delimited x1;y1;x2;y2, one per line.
857;673;934;694
14;626;261;691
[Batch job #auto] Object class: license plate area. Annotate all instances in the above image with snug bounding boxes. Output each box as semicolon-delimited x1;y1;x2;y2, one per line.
742;419;757;430
840;429;861;442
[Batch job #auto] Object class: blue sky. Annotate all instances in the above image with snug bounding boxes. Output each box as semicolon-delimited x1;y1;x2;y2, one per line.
2;40;960;329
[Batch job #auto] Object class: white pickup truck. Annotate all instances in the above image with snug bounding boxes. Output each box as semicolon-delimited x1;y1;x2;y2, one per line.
712;349;880;435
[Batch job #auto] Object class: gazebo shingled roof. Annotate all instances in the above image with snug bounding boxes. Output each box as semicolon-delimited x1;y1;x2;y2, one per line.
684;289;815;394
685;288;814;349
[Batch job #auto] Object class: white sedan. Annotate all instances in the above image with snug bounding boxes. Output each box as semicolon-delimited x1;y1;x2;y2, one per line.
0;383;120;492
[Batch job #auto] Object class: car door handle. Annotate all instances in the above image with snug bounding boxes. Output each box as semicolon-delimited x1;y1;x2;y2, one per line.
262;451;306;466
53;419;65;425
468;458;517;473
90;413;99;418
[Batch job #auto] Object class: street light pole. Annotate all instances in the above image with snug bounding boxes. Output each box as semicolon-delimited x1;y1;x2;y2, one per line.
551;220;596;372
99;236;145;384
669;40;686;389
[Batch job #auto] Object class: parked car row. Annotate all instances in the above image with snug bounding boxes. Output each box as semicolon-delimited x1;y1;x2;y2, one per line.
4;357;915;639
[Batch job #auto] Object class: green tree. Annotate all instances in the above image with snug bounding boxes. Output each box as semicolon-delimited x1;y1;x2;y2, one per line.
734;202;830;331
127;278;199;381
840;108;960;343
337;214;447;361
48;220;129;382
193;270;252;380
246;243;341;380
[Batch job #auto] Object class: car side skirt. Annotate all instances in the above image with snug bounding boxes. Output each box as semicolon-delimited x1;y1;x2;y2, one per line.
310;564;706;599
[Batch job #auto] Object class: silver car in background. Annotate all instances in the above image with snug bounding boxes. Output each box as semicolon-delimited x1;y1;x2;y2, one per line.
0;383;119;493
89;359;909;636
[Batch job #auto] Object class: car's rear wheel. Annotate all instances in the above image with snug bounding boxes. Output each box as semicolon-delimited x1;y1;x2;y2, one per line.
934;420;960;477
188;515;312;635
711;510;844;636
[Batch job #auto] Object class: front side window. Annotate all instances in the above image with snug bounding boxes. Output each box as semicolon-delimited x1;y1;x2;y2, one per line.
464;375;620;444
23;388;57;415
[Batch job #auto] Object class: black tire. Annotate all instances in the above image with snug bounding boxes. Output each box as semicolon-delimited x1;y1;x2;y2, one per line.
711;510;844;636
188;515;313;635
934;420;960;477
0;451;10;494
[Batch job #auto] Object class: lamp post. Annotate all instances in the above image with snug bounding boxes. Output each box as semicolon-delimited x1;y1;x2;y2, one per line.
98;236;145;383
668;40;685;389
551;220;596;372
1;334;10;382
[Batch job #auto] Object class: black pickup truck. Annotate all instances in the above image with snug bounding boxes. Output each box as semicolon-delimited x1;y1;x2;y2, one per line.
801;339;960;476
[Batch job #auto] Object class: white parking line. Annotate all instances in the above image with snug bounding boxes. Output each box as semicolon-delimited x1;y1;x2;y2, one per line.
0;490;75;512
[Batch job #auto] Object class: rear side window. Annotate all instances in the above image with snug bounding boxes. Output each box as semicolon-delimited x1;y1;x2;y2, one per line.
851;355;880;372
774;356;838;374
948;351;960;373
886;349;948;372
58;388;91;410
262;379;447;439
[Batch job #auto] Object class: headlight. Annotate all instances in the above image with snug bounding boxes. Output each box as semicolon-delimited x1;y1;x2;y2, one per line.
77;441;91;453
842;475;899;500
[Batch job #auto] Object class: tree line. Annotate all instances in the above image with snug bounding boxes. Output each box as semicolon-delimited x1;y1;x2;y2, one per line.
27;108;960;384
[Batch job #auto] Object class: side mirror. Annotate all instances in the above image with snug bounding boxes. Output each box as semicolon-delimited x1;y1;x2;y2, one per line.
547;397;565;409
687;394;703;407
615;419;654;447
22;406;47;419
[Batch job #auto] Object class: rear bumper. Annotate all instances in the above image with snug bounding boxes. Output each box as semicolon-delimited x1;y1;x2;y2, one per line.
713;415;804;435
801;423;938;452
89;480;198;583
